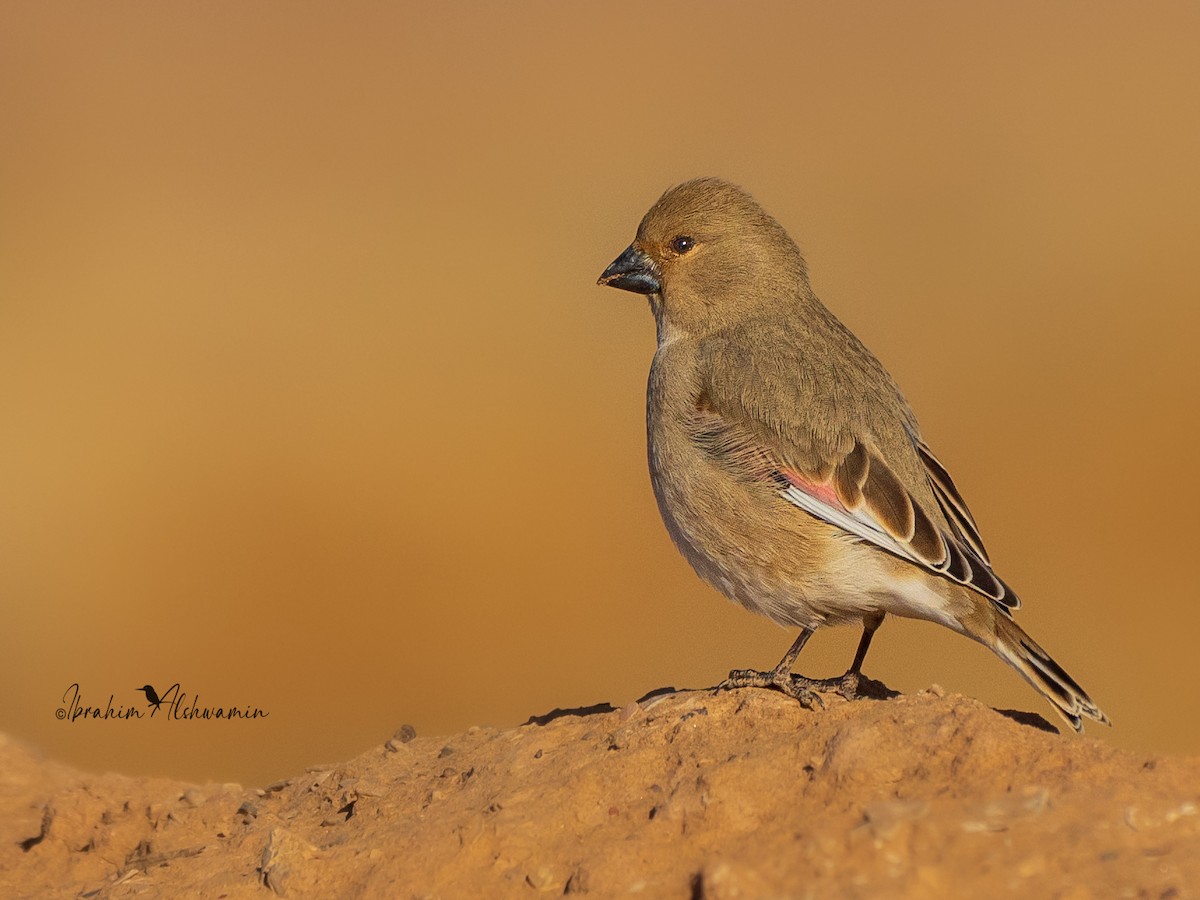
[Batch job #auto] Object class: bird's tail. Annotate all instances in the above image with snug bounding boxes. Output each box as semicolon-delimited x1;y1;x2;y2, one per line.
988;613;1109;732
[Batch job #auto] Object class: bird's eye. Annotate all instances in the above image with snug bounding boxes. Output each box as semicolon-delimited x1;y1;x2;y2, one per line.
670;235;695;254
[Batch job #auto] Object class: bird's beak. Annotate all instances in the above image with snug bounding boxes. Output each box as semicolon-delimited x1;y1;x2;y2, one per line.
597;244;661;295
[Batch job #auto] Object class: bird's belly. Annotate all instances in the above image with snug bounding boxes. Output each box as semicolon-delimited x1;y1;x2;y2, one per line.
649;441;960;631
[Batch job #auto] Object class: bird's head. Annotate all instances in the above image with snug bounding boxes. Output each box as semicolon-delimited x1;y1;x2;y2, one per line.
597;177;809;340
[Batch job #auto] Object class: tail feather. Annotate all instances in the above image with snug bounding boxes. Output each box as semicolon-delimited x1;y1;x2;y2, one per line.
990;615;1109;732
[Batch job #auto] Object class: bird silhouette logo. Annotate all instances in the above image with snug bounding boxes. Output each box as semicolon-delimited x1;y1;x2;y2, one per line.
136;685;163;711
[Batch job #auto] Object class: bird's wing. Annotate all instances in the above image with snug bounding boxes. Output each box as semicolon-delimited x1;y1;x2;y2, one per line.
697;339;1018;612
775;440;1017;609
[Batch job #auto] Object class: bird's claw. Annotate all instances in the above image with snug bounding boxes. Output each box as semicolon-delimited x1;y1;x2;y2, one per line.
834;671;861;701
715;668;826;710
782;679;825;710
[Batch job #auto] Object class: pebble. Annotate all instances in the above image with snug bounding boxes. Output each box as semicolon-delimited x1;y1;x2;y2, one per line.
525;867;558;892
386;724;418;751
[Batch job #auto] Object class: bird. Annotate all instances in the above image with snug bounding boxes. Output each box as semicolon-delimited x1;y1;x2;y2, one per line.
136;684;163;710
596;177;1108;731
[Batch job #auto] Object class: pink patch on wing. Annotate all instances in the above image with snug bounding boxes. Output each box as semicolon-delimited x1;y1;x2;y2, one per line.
780;468;847;511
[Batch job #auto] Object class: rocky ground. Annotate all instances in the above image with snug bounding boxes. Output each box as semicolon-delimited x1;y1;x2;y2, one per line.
2;683;1197;899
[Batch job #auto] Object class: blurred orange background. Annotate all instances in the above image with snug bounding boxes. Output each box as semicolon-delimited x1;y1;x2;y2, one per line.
2;3;1198;787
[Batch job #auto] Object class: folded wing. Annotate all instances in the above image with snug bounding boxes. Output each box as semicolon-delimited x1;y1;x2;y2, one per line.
690;395;1019;612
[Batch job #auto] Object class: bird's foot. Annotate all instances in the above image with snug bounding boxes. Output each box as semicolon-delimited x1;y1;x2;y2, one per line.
796;671;862;702
716;668;826;710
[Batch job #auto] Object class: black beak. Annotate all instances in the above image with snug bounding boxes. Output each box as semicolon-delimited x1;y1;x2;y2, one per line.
597;244;661;295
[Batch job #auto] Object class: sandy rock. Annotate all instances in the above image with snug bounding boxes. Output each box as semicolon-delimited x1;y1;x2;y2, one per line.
1;687;1197;898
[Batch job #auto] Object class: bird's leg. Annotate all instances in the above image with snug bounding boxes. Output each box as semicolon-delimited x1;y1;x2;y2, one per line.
788;613;885;700
717;628;824;709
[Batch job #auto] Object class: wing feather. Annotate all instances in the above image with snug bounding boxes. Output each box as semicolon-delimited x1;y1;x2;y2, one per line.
858;455;916;542
916;440;991;565
689;394;1017;611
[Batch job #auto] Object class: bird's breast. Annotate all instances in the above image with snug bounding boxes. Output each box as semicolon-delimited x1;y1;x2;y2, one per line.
645;349;826;627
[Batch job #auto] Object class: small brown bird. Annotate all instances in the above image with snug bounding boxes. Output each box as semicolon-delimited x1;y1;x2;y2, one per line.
597;177;1107;731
